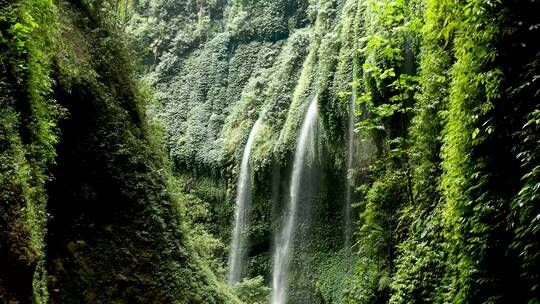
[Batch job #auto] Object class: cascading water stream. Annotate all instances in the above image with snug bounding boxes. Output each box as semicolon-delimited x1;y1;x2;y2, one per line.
345;93;356;247
228;118;263;286
272;98;319;304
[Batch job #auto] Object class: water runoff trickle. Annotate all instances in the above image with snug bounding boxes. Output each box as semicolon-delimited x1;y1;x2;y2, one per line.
345;93;356;247
272;98;319;304
228;117;263;286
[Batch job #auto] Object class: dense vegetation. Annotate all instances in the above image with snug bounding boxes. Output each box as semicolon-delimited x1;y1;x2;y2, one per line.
1;0;238;302
348;0;540;302
0;0;538;303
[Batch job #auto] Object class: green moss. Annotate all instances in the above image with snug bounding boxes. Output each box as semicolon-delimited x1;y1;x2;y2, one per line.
125;0;540;303
131;0;372;300
0;0;59;301
38;2;241;303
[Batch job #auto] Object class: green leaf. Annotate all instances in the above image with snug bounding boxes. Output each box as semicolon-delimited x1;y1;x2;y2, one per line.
472;128;480;139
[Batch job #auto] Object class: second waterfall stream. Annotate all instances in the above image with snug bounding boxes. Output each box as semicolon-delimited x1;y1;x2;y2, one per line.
272;98;320;304
228;117;263;286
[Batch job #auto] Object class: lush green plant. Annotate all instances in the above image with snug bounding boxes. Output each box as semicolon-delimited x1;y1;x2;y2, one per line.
49;0;537;303
233;276;270;304
0;0;60;301
348;0;540;303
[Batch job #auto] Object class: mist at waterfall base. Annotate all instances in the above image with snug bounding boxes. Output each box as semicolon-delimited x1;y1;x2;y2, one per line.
228;118;263;286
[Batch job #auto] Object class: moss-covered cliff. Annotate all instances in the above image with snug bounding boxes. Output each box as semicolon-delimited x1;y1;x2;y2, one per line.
129;0;372;301
1;0;239;302
131;0;540;303
1;0;538;303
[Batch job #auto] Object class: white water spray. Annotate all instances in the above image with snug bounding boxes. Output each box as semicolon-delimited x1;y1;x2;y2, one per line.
228;118;262;286
272;98;319;304
345;93;356;247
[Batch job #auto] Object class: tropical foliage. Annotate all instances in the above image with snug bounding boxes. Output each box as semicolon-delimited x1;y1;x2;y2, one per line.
0;0;538;303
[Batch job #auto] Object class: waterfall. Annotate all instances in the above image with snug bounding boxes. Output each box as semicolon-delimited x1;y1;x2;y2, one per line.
272;98;319;304
345;93;356;247
228;117;262;286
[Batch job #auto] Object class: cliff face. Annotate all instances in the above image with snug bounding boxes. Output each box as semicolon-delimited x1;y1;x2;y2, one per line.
1;0;59;301
135;0;360;172
131;0;372;301
133;0;540;303
0;1;239;303
2;0;538;303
